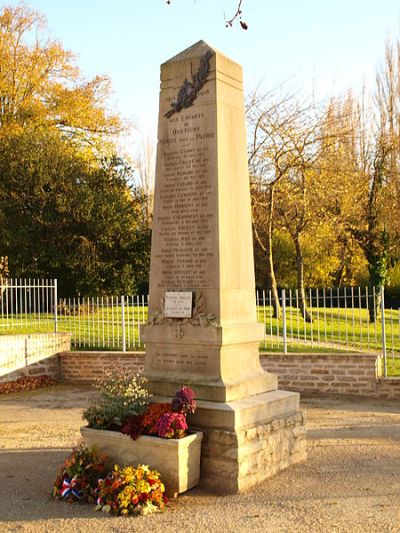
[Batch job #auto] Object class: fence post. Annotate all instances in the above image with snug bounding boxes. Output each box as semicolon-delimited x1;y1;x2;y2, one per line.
121;295;126;353
54;279;58;333
282;288;287;355
380;285;387;377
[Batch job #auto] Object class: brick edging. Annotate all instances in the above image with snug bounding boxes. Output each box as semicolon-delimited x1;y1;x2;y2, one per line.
59;350;400;399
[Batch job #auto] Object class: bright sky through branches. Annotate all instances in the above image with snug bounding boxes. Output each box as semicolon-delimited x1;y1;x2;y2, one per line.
4;0;400;155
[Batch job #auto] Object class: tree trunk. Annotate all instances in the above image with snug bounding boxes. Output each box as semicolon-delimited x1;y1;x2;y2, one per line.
294;237;312;322
265;184;281;318
366;251;387;323
365;147;388;323
333;239;349;287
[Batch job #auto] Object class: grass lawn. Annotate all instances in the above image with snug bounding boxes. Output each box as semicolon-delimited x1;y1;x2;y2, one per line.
1;303;399;376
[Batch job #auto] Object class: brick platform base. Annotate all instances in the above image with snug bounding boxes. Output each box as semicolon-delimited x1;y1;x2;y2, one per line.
57;351;400;400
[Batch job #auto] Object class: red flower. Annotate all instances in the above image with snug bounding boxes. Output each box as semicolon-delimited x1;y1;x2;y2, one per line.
156;412;188;438
141;403;172;435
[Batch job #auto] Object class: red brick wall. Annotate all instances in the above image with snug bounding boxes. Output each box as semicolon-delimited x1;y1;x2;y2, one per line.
60;351;400;399
375;378;400;400
260;353;380;397
61;351;144;383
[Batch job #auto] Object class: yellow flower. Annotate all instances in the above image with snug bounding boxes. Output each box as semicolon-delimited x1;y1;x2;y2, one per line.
136;480;151;494
122;466;134;483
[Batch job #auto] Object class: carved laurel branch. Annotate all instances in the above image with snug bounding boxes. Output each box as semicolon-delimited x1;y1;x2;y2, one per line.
164;50;213;119
147;290;218;328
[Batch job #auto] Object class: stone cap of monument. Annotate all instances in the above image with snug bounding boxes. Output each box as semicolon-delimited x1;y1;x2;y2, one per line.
161;40;243;84
162;39;240;68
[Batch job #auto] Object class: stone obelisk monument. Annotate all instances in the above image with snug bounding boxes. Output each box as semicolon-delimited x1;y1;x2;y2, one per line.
142;41;306;493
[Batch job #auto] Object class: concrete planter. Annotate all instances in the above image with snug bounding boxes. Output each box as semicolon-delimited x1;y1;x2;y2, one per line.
81;427;203;498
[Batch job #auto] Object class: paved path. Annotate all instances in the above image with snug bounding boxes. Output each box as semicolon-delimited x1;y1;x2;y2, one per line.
0;385;399;532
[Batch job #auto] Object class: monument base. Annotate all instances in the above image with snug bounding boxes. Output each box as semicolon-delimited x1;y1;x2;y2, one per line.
157;389;307;494
147;372;277;403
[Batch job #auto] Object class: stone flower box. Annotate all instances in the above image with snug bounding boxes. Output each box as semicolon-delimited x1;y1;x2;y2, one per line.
81;427;203;498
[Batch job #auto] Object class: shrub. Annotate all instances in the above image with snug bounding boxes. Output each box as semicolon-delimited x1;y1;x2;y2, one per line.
83;368;151;429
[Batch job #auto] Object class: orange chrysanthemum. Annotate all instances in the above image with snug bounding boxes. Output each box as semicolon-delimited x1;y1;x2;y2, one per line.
141;403;172;435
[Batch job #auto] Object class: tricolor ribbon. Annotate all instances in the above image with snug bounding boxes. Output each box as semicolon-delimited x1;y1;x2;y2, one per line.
95;478;104;505
61;477;84;499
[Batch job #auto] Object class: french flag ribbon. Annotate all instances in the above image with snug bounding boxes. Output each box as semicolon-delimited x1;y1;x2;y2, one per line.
61;477;84;499
96;479;104;505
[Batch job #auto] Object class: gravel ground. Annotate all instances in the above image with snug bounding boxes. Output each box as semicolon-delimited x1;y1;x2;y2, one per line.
0;385;399;532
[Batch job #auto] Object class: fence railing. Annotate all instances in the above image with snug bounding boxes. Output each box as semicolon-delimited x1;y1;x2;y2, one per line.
256;286;399;377
0;280;399;377
0;278;58;333
57;295;148;351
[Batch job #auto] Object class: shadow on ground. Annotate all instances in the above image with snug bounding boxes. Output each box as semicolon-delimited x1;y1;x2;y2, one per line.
1;386;400;532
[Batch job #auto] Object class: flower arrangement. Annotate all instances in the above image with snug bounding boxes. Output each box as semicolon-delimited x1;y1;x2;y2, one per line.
53;445;108;503
172;386;196;415
83;368;151;430
82;370;197;442
95;464;168;516
141;402;172;435
156;412;188;439
120;386;197;441
53;448;168;516
80;385;202;499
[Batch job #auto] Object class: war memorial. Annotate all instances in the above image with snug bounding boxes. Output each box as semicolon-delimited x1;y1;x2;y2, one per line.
141;41;307;493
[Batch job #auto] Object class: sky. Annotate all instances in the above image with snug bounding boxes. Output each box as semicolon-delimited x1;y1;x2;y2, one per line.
4;0;400;157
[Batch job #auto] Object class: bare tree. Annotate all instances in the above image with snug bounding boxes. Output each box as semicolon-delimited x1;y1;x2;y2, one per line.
165;0;248;29
134;134;156;225
247;89;326;320
273;100;340;321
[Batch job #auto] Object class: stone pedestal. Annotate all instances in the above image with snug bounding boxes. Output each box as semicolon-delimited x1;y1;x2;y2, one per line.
142;40;306;493
155;390;306;493
143;322;277;402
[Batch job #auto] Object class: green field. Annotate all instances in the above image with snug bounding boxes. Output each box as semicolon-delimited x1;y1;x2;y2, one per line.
1;303;399;376
257;305;400;350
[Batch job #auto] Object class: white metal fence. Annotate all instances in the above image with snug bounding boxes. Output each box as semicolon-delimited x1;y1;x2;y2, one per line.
57;295;148;351
0;278;58;333
256;286;399;377
0;280;399;376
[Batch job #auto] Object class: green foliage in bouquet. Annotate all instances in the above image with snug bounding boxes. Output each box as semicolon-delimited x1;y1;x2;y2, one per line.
83;368;151;429
53;445;108;503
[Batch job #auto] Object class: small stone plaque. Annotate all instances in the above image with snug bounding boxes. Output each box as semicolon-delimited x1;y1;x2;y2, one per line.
164;291;193;318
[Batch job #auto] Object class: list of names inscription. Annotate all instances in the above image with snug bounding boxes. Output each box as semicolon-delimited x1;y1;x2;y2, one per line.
155;107;216;289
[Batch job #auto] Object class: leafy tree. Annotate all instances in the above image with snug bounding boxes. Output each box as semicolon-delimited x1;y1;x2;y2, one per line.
0;3;122;149
0;128;150;297
0;3;151;297
325;50;400;320
361;39;400;305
